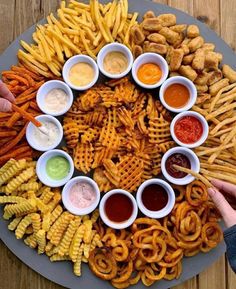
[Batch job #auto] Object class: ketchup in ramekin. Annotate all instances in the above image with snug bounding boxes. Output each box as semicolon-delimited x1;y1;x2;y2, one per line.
174;115;203;144
170;111;208;148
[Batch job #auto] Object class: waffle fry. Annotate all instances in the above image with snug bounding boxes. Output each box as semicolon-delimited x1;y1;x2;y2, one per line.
63;78;172;192
74;143;94;174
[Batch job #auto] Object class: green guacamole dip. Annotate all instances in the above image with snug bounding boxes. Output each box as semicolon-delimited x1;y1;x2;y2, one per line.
46;156;70;180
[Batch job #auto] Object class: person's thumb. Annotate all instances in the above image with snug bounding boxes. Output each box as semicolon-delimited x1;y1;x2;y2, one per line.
208;187;236;228
0;98;12;112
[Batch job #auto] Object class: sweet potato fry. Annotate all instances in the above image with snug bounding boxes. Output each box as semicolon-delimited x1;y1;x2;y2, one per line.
12;65;43;81
0;122;28;156
0;131;18;137
12;104;41;127
29;101;41;112
6;102;30;128
15;91;37;105
0;146;32;165
2;71;29;87
16;80;44;99
0;112;11;118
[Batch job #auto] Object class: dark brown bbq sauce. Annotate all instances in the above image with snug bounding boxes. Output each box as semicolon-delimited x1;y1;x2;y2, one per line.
165;153;191;178
105;193;133;223
141;184;168;211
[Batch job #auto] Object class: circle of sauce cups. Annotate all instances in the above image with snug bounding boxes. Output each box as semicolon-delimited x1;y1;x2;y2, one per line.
36;149;74;187
36;80;74;116
26;115;63;152
62;176;100;216
132;52;169;89
136;179;175;219
99;189;138;229
97;43;133;79
161;147;200;185
159;76;197;113
170;111;209;148
62;55;99;91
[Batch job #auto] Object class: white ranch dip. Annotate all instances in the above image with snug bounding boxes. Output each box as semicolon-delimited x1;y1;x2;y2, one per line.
44;88;69;113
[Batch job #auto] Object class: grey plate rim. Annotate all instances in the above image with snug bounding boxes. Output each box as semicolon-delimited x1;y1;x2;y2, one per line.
0;0;233;288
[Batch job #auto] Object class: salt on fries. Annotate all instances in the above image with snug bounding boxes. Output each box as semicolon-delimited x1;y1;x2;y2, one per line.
17;0;138;77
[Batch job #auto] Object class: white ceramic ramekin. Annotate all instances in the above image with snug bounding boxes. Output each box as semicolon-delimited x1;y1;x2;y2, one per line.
161;146;200;185
99;189;138;229
36;80;74;116
26;114;63;152
97;43;133;79
62;55;99;90
159;76;197;113
132;52;169;89
62;176;100;216
136;179;175;219
36;149;74;187
170;111;209;148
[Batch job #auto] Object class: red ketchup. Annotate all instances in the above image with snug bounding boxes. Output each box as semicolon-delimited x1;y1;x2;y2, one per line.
165;153;191;178
141;184;168;211
174;116;203;144
105;193;133;223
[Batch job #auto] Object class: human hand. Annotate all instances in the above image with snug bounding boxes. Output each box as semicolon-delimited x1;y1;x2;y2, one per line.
208;179;236;228
0;80;15;112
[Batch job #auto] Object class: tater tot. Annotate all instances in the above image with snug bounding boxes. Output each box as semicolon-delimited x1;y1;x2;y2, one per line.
144;42;167;54
194;72;210;85
170;24;187;33
169;48;184;71
192;48;205;71
147;33;166;44
142;18;162;31
182;54;194;65
187;25;200;38
188;36;204;52
209;78;229;96
179;65;198;82
202;43;215;52
222;64;236;83
133;45;143;58
159;27;179;45
205;51;219;70
207;70;223;85
180;43;190;55
195;84;208;93
157;13;176;27
131;25;145;45
143;10;156;19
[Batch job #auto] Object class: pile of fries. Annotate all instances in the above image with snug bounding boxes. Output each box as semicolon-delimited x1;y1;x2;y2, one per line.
63;77;175;192
0;65;48;165
1;0;236;288
0;159;102;277
89;181;222;288
18;0;138;77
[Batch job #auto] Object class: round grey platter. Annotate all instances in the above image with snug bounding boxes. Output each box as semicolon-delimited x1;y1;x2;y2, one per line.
0;0;233;288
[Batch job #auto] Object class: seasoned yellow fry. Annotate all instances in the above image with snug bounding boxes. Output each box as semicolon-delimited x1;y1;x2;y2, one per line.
173;165;212;187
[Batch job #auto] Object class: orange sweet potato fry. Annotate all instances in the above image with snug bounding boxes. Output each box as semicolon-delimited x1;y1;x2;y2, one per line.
15;91;37;105
0;112;11;118
0;131;18;137
12;104;41;127
0;122;28;156
0;146;32;165
6;102;30;128
29;101;41;112
2;71;29;87
17;64;44;81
